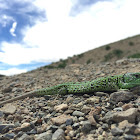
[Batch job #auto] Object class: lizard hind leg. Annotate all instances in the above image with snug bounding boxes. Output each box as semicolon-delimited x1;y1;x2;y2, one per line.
57;87;68;95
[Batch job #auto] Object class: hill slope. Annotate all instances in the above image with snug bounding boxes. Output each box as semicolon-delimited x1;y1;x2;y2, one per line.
47;34;140;68
0;35;140;140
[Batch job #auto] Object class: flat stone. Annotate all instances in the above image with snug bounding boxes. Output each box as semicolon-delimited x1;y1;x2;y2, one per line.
0;124;14;133
0;111;4;117
4;133;15;139
66;96;74;103
65;125;73;134
81;105;91;114
113;107;123;111
72;111;84;117
118;120;133;130
68;130;75;137
90;106;101;115
66;118;73;126
17;133;31;140
52;129;65;140
51;114;72;125
86;96;99;104
122;103;134;111
109;91;134;104
112;108;139;123
2;87;12;93
0;94;4;98
54;104;68;111
81;121;92;134
111;127;123;136
95;92;108;96
87;115;97;126
134;127;140;135
0;104;16;114
72;123;80;129
35;131;52;140
14;114;24;122
48;125;58;133
103;108;139;123
124;134;135;140
20;122;32;132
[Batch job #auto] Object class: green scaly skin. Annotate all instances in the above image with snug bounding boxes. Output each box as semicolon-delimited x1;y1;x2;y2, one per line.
0;72;140;106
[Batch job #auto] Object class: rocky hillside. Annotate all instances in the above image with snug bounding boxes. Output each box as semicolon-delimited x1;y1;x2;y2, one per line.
0;35;140;140
0;58;140;140
47;34;140;69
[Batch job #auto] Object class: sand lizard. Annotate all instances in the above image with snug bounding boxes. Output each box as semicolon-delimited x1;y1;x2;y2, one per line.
0;72;140;106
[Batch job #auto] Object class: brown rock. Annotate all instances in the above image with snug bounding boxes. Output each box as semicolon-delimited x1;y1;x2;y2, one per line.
64;109;74;114
14;114;24;122
103;108;139;123
122;103;134;111
51;114;72;125
65;136;71;140
0;103;16;114
90;106;101;115
81;106;91;114
21;108;30;114
109;91;134;104
86;97;99;104
134;127;140;135
86;107;100;126
118;120;134;130
54;104;68;111
66;97;74;103
20;122;32;132
87;115;97;126
112;108;139;123
2;87;12;93
65;126;73;134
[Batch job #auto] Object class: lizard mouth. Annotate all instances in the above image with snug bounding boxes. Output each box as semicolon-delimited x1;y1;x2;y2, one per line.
130;83;140;85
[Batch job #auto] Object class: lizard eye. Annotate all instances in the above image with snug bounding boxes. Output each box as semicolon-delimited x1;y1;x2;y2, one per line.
135;74;140;78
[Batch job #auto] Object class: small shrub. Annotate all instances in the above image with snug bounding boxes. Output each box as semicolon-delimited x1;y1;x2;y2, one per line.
104;49;123;61
86;59;91;64
77;53;84;59
104;53;113;61
129;41;134;46
128;53;140;58
105;45;111;51
45;65;55;69
57;60;67;68
72;59;75;63
113;49;123;58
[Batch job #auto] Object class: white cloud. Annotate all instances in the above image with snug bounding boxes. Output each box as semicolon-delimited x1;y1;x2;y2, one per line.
0;1;8;10
0;68;27;76
0;15;14;27
24;0;140;58
1;0;140;67
10;22;17;36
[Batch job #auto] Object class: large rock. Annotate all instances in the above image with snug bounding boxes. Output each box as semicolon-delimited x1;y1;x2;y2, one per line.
0;104;16;115
103;108;139;123
109;91;134;104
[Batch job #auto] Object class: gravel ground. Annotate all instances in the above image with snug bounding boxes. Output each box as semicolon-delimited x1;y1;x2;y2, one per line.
0;58;140;140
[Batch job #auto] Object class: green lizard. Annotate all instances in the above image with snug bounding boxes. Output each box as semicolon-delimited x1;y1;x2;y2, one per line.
0;72;140;106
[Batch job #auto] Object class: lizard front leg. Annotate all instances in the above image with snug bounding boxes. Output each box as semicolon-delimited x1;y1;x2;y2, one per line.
120;83;140;89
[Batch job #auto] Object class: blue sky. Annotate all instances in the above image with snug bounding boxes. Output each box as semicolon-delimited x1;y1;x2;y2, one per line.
0;0;140;75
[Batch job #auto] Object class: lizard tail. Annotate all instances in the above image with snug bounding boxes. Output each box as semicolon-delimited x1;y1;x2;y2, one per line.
0;91;36;106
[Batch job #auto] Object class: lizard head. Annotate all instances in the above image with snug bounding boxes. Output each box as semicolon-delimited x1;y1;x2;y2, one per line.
123;72;140;84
